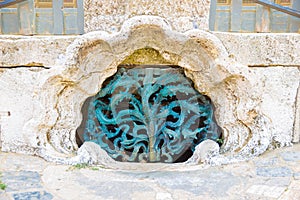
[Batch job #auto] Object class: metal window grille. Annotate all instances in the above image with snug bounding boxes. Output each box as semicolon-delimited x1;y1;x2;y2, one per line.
80;66;222;163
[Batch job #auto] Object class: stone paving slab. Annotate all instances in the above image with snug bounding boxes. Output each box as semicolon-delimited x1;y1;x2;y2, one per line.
0;144;299;200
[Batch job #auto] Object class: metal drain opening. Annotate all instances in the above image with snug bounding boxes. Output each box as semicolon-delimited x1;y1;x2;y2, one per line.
76;65;222;163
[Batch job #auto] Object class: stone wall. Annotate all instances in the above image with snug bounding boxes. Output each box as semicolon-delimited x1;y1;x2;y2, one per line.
84;0;210;33
0;16;299;165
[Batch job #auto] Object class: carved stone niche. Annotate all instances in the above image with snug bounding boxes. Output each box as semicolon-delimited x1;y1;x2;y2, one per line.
37;16;273;165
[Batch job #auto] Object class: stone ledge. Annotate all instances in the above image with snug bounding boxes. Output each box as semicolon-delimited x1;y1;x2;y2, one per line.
0;36;76;68
0;33;299;68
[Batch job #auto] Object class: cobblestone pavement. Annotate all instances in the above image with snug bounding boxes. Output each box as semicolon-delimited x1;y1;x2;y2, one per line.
0;144;299;200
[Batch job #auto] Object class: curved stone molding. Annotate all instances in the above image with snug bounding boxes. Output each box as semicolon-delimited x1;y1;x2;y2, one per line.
27;16;278;165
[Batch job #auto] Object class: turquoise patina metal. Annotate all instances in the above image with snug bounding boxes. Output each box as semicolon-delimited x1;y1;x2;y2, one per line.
83;66;221;163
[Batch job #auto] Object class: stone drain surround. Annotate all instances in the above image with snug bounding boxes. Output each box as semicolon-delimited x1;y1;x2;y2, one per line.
0;16;299;166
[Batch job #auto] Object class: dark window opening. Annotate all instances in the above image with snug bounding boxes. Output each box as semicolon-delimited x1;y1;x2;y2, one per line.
76;65;222;163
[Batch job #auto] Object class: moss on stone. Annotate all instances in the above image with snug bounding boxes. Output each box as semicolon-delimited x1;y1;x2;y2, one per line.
120;48;172;65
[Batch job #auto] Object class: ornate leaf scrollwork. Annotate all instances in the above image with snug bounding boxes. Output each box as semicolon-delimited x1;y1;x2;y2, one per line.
83;66;221;163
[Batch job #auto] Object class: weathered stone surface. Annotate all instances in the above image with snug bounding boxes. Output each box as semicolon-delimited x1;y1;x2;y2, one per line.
1;144;300;199
2;171;42;192
186;139;220;164
279;180;300;200
0;16;299;165
0;34;299;69
0;36;76;67
256;167;293;177
0;152;48;173
13;191;53;200
246;185;286;199
0;68;44;154
255;157;279;167
214;32;300;67
248;67;300;147
294;173;300;180
84;0;210;33
280;151;300;162
78;178;154;200
293;80;300;143
71;142;117;165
